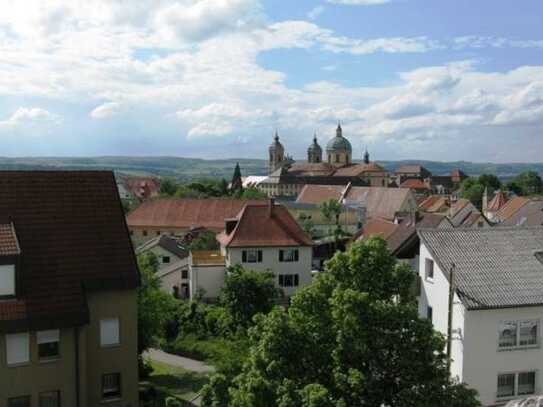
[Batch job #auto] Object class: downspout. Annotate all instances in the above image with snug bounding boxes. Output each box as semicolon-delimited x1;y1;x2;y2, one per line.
446;263;456;373
75;326;80;407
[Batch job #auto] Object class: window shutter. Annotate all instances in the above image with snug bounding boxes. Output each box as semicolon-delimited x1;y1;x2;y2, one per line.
294;274;299;286
37;329;60;344
294;250;299;262
258;250;263;263
242;251;247;262
0;264;15;296
6;332;29;365
100;318;120;346
279;250;284;262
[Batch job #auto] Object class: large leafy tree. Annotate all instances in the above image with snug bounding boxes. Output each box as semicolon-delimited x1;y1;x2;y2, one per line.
202;238;479;407
219;265;280;329
477;174;501;191
515;171;542;195
159;177;179;196
460;178;485;207
137;252;178;354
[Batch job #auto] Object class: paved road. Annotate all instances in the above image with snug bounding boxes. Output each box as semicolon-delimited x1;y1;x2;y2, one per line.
144;348;215;374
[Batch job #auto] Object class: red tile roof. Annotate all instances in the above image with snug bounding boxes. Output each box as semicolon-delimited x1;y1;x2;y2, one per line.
400;179;431;190
296;185;345;205
127;198;265;231
487;190;507;212
333;162;385;176
495;196;529;222
0;171;138;332
123;176;160;200
0;223;20;256
219;202;313;247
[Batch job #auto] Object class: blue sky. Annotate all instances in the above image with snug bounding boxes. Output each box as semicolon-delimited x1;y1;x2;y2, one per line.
0;0;542;162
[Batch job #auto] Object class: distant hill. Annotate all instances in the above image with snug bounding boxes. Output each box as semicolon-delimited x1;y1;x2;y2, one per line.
0;156;541;182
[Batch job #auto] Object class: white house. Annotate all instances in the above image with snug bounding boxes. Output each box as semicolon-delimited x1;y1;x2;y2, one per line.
189;200;314;301
418;227;543;406
136;235;189;297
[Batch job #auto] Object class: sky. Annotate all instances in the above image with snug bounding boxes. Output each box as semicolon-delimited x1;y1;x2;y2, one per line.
1;0;543;162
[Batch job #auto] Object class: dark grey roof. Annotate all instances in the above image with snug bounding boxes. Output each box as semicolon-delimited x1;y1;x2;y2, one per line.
136;235;188;259
419;227;543;310
156;258;189;279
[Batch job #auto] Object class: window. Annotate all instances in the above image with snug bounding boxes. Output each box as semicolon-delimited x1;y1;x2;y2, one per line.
242;249;262;263
335;154;340;163
37;330;60;360
102;373;121;399
498;320;539;349
518;372;536;395
497;372;536;398
6;332;29;365
497;374;515;398
8;396;30;407
477;221;484;228
100;318;120;347
162;256;170;264
425;258;434;280
39;391;60;407
0;264;15;297
427;306;433;322
129;230;134;236
156;231;161;236
181;269;188;279
279;249;299;262
279;274;299;287
142;230;148;237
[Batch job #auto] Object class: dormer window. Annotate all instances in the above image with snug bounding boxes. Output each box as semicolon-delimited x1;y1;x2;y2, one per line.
0;264;15;297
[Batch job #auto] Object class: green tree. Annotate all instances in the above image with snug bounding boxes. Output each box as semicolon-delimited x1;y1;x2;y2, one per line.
505;180;522;196
202;238;479;407
298;213;316;237
477;174;501;192
240;187;267;199
515;171;543;195
219;264;280;329
189;231;220;251
220;178;230;196
460;178;485;207
319;199;342;226
137;252;177;354
160;177;179;196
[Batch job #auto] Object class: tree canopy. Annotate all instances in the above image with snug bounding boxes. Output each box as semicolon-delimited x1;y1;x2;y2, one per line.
514;171;542;195
201;237;479;407
219;264;280;329
137;252;178;354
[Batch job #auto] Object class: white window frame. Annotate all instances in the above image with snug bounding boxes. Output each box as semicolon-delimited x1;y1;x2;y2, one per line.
498;319;539;350
244;249;261;263
6;332;30;366
0;264;16;297
497;371;537;400
100;318;120;347
280;249;298;263
425;258;434;281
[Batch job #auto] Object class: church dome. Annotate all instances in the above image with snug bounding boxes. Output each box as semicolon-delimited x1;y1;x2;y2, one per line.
326;124;352;153
307;134;322;154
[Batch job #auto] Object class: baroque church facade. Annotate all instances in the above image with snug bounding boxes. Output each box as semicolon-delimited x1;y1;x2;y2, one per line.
259;124;390;198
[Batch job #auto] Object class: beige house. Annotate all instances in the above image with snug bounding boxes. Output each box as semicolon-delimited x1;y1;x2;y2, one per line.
0;171;139;407
126;198;264;246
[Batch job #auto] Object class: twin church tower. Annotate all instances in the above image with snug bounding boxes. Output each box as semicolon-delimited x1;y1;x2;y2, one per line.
268;123;369;174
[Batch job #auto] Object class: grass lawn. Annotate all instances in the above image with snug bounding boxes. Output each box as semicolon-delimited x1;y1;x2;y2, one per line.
140;360;210;402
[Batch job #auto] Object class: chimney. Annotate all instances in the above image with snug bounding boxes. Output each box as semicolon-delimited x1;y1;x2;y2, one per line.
268;197;275;217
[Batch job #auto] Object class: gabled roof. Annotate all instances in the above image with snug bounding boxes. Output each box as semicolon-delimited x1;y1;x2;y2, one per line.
395;165;430;175
0;223;20;256
332;162;385;176
136;234;188;259
0;171;138;332
500;199;543;227
488;190;507;212
218;203;313;248
296;185;345;204
419;227;543;310
418;195;449;213
400;179;431;190
494;196;530;222
127;198;265;230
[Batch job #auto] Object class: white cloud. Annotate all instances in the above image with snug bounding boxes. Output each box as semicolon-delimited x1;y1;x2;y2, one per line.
90;102;121;119
327;0;391;5
454;36;543;50
307;6;325;20
0;108;61;129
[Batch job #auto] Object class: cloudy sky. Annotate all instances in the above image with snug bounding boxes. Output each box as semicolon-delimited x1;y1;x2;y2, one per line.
1;0;542;162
